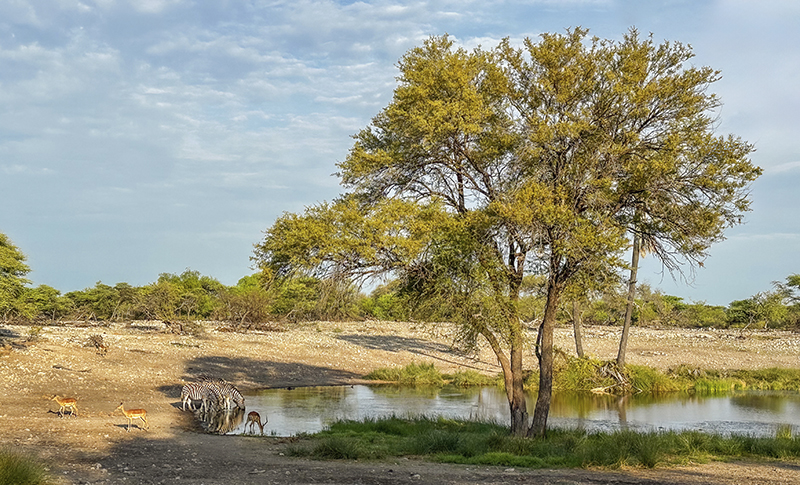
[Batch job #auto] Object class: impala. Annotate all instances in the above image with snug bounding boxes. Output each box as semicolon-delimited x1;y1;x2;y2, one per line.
50;395;78;417
246;411;267;435
115;403;149;432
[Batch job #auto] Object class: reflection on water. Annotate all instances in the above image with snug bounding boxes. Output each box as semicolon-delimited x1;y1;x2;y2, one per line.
196;406;245;434
227;385;800;437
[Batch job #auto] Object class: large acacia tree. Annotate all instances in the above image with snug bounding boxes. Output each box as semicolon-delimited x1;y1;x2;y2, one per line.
255;29;760;437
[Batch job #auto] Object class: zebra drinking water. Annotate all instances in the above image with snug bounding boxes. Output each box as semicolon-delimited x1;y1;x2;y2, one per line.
181;377;245;412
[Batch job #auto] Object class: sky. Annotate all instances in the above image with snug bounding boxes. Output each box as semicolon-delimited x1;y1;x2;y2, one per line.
0;0;798;306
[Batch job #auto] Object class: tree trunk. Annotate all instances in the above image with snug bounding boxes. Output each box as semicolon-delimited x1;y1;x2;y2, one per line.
617;233;641;367
509;342;528;436
479;326;527;436
529;275;562;437
572;300;584;358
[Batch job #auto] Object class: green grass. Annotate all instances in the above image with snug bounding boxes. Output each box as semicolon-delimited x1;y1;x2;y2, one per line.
0;448;52;485
364;363;497;387
732;368;800;391
366;362;800;394
283;416;800;469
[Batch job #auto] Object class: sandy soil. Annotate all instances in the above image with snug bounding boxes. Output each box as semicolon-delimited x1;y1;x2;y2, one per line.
1;319;799;485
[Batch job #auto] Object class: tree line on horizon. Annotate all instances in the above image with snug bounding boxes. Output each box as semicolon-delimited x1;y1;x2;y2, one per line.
2;232;798;330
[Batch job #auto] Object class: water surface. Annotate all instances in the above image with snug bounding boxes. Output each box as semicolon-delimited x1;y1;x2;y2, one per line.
228;385;800;437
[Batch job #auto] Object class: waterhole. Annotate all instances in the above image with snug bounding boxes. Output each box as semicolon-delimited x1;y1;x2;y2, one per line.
196;385;800;437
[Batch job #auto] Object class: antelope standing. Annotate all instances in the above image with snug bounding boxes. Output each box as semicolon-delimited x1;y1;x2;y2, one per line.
115;403;149;432
246;411;267;435
50;395;78;417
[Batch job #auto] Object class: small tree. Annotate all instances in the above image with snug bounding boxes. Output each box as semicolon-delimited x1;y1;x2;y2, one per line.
0;232;32;321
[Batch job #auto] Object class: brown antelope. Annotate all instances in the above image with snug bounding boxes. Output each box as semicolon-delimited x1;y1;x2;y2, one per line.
246;411;267;435
115;403;149;432
50;395;78;417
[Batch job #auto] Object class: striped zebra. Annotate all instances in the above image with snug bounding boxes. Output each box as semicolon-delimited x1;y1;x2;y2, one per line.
215;381;245;410
181;381;224;412
197;376;245;410
180;382;209;411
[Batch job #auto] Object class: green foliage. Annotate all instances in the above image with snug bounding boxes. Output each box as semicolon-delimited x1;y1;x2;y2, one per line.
271;276;359;321
270;276;320;320
552;357;617;392
155;270;225;319
0;448;52;485
284;416;800;468
364;362;444;386
359;283;409;321
727;291;788;328
692;378;747;393
23;285;72;321
65;282;134;321
213;276;274;327
731;368;800;391
627;365;682;393
449;370;497;387
0;233;32;321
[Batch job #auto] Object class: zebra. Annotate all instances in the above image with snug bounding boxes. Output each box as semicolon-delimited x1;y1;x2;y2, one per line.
180;382;208;411
197;376;245;409
215;381;245;410
183;377;245;411
181;381;223;412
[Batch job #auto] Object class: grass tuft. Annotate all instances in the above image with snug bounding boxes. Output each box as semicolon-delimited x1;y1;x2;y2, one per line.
0;448;52;485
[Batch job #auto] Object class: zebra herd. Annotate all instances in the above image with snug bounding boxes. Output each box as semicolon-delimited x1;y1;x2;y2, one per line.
180;375;245;413
179;375;266;435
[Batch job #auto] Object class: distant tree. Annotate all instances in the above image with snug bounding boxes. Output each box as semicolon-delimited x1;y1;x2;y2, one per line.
360;281;410;321
774;274;800;304
25;285;73;321
0;232;32;320
65;282;127;321
138;270;224;320
213;275;274;327
727;291;788;329
682;301;727;328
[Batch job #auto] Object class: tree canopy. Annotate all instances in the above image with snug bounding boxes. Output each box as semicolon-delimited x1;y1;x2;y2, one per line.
255;28;760;437
0;232;32;319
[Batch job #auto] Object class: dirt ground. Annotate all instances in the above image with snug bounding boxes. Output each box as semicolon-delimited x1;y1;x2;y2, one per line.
2;319;800;485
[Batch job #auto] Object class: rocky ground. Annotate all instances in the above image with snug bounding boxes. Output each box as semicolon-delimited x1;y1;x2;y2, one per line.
1;319;799;484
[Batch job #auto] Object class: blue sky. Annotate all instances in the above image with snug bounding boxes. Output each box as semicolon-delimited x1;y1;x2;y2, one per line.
0;0;797;306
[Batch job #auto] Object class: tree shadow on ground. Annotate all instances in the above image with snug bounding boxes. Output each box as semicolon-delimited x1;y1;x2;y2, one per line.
335;334;452;354
335;334;492;372
157;355;364;398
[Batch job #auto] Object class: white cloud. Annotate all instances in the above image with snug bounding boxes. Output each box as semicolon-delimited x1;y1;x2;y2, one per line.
127;0;183;14
0;0;797;302
770;161;800;174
